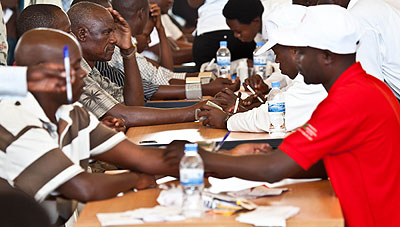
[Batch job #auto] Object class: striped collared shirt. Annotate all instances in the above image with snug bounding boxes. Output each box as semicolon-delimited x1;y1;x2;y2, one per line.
109;38;186;86
94;61;159;100
0;93;125;217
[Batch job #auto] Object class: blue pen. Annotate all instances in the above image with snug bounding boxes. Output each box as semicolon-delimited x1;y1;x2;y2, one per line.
212;131;231;152
63;45;73;104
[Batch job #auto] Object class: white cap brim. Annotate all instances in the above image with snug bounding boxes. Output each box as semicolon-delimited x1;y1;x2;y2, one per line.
254;40;277;56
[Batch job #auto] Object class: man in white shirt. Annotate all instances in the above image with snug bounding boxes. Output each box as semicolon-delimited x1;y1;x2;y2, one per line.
189;0;256;70
198;2;327;132
318;0;400;101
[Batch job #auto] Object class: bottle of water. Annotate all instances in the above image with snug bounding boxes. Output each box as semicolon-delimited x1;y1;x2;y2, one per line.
267;82;286;137
253;41;268;80
216;41;231;79
180;143;204;218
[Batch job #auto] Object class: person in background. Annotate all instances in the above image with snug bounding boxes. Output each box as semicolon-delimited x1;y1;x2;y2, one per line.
317;0;400;102
199;4;327;132
189;0;256;70
143;0;193;65
165;5;400;226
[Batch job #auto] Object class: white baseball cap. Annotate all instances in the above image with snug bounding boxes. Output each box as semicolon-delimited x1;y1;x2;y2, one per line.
281;5;362;54
254;4;307;56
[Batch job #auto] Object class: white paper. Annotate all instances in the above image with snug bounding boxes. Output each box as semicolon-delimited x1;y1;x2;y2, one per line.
236;206;300;227
208;177;322;193
96;206;184;226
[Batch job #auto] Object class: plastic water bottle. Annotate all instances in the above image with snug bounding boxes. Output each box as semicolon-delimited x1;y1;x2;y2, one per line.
180;143;204;218
267;82;286;137
216;41;231;79
253;41;268;80
237;60;248;85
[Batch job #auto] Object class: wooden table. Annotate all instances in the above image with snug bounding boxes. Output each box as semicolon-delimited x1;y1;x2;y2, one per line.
75;180;343;227
126;122;285;148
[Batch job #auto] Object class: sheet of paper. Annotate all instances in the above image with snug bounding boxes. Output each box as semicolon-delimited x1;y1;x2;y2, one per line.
236;206;300;227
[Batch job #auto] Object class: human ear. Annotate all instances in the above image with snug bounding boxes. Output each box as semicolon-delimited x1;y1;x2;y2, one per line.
320;50;334;65
76;27;88;42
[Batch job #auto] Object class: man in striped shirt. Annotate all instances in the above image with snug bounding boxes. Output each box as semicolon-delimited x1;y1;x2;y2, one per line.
1;28;180;224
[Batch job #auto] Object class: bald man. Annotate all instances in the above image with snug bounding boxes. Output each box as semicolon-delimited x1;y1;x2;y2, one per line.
0;28;183;224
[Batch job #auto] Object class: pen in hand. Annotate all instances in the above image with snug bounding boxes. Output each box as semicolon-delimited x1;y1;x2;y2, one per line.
212;131;231;152
244;83;264;104
63;45;73;104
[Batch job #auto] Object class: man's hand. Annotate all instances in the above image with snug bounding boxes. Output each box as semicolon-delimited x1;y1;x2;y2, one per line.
242;92;267;108
198;105;229;129
226;143;273;156
149;4;163;31
27;63;76;93
244;74;269;94
133;173;157;190
101;116;126;132
205;78;240;96
163;140;190;166
107;8;133;51
213;88;238;113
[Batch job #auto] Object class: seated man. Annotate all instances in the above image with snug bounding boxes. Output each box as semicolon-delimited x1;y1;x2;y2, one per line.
165;5;400;226
318;0;400;101
1;28;178;224
109;0;235;89
199;2;327;132
143;0;193;65
18;3;235;127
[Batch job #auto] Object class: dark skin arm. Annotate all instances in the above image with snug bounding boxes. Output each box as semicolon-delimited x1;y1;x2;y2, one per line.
105;101;205;127
109;9;145;106
26;63;71;93
164;141;327;182
198;105;229;129
57;172;156;202
149;4;174;71
150;78;240;100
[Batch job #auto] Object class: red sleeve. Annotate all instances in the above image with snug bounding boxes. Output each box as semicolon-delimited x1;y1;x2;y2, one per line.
279;98;358;170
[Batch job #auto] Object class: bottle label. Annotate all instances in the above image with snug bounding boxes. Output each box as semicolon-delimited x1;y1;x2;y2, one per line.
268;102;285;112
180;169;204;186
254;56;267;66
217;56;231;66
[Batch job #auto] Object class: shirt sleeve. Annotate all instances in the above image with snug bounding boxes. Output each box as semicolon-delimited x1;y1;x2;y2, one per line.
279;98;359;170
80;76;119;118
0;66;28;98
88;111;126;156
227;103;270;133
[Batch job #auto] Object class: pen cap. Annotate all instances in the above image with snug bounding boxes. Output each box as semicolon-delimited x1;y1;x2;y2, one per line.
184;143;198;153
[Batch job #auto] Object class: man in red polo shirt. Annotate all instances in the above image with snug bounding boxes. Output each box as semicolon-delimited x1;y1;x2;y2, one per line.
165;4;400;226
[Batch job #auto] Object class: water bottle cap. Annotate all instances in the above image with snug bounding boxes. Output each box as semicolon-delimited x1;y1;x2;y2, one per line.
256;41;264;47
271;82;280;87
184;143;198;152
220;41;227;47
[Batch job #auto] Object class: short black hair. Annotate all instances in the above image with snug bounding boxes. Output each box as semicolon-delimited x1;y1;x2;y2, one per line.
16;4;62;37
223;0;264;24
112;0;149;20
71;0;111;8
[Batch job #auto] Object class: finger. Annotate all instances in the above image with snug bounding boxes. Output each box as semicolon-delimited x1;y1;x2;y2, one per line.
197;110;208;117
199;105;214;111
203;118;210;126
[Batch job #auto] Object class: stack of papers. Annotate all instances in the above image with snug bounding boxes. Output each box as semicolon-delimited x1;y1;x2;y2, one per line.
236;206;300;227
227;185;288;199
96;206;184;226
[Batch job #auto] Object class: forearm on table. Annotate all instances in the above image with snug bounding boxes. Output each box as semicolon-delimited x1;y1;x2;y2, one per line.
107;103;195;127
97;141;179;176
199;149;304;183
57;172;141;202
150;85;186;100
